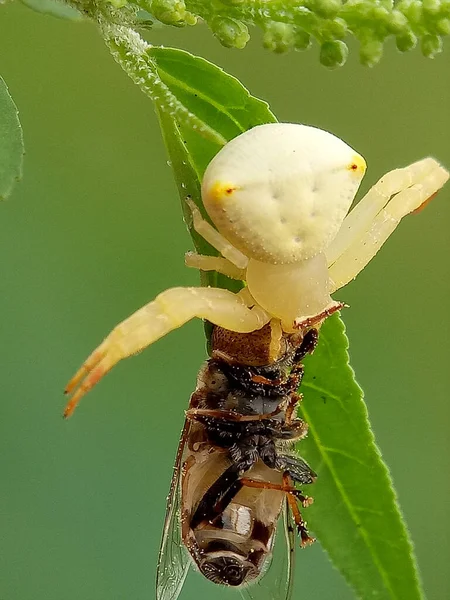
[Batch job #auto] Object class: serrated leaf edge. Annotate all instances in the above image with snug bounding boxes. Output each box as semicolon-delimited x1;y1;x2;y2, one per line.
301;319;423;600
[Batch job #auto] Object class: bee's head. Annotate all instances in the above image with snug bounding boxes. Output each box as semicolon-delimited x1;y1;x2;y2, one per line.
199;552;257;587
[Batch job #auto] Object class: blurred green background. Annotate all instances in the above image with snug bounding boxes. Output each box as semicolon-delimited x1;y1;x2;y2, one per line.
1;4;449;600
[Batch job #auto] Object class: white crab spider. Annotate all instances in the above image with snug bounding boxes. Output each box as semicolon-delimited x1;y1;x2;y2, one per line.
64;123;448;417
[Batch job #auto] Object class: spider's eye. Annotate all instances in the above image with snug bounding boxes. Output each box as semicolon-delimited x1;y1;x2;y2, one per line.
348;154;367;175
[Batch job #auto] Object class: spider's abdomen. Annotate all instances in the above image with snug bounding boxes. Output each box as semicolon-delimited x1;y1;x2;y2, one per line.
202;123;366;264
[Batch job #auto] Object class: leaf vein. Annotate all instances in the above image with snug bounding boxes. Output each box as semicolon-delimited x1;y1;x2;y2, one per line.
154;66;246;135
320;446;368;467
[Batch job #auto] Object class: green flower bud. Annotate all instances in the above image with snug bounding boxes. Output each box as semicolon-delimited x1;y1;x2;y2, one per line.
421;33;443;58
108;0;128;7
360;38;384;67
211;17;250;49
151;0;188;26
320;17;347;41
371;5;390;26
263;23;296;54
423;0;440;14
294;29;312;51
320;40;348;68
396;30;417;52
435;18;450;36
307;0;342;19
405;0;424;26
386;10;409;34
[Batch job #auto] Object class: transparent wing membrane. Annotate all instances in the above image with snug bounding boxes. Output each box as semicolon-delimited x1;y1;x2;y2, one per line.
156;421;191;600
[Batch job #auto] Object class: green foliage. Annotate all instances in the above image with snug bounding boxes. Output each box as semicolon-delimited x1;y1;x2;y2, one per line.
56;0;450;67
300;315;423;600
0;77;24;201
137;41;424;599
149;46;274;170
19;0;82;19
0;2;434;596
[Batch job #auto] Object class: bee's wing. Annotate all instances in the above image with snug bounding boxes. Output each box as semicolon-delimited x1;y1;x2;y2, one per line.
240;497;296;600
156;420;191;600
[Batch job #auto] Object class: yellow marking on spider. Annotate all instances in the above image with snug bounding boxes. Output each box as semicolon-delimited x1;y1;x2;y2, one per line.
209;181;240;201
348;154;367;176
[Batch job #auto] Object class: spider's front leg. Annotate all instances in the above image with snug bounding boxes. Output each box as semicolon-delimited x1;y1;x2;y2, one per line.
64;287;270;418
186;197;248;269
327;157;449;291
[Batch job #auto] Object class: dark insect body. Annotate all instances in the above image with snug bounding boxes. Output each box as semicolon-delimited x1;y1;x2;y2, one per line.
156;323;320;600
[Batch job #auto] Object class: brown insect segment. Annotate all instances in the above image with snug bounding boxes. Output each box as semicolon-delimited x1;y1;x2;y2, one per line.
159;323;320;592
210;320;286;367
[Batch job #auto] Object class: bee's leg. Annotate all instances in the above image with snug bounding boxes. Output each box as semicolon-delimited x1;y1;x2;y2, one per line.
185;252;246;280
187;402;307;433
326;158;449;292
64;287;270;418
240;475;314;546
190;461;255;529
186;198;248;269
284;392;303;425
293;328;319;363
193;469;315;546
282;473;315;547
186;406;284;423
265;419;309;444
238;477;310;503
275;454;316;485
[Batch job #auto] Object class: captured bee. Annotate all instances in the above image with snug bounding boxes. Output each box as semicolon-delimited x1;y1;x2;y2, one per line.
63;124;448;597
156;321;319;600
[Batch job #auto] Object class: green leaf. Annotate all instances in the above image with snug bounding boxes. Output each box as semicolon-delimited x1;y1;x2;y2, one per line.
149;46;275;174
151;47;422;599
20;0;82;20
300;314;423;600
0;77;24;201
